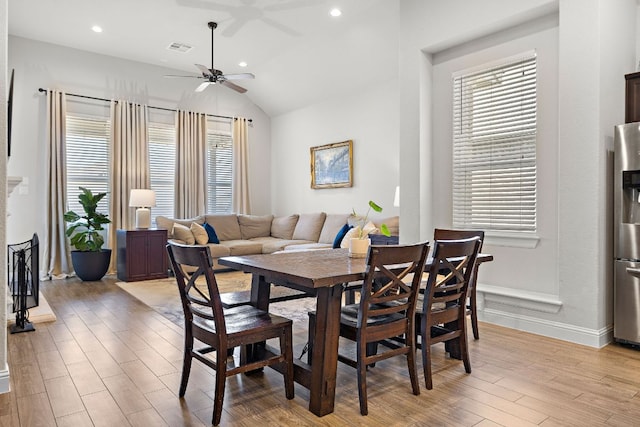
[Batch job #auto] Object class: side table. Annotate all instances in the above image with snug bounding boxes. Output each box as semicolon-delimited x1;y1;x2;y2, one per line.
369;233;399;245
116;228;168;282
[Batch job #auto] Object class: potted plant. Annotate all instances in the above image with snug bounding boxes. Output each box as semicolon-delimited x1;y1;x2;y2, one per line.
64;187;112;281
349;200;391;258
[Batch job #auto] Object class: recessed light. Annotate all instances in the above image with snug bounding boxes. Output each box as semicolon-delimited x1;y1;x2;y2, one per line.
329;8;342;17
91;25;103;33
238;61;248;67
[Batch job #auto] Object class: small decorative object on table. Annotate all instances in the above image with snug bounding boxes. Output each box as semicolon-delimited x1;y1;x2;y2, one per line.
349;200;391;258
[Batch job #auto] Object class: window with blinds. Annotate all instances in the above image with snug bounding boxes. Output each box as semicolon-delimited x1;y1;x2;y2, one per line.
148;124;176;220
65;115;111;215
207;131;233;214
452;51;537;232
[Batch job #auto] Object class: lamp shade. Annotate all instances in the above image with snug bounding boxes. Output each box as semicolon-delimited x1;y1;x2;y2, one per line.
393;186;400;207
129;189;156;208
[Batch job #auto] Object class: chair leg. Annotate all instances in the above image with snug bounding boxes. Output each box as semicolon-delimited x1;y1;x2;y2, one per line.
421;328;433;390
179;334;193;397
281;328;295;400
459;327;472;374
212;351;227;426
356;344;368;416
469;288;479;340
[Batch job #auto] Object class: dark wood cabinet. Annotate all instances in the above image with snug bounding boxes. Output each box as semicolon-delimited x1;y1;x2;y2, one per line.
625;72;640;123
117;229;168;282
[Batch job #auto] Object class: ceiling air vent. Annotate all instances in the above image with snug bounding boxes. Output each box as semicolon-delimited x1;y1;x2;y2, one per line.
167;42;193;53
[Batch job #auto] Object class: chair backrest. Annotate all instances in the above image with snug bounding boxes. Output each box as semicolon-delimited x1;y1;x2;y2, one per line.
358;243;431;329
422;237;481;327
433;228;484;252
166;242;227;337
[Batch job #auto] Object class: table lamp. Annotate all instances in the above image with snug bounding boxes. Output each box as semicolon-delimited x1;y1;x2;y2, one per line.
129;189;156;229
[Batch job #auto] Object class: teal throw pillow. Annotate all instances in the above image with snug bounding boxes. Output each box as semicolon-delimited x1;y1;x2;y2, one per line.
333;223;352;249
203;222;220;244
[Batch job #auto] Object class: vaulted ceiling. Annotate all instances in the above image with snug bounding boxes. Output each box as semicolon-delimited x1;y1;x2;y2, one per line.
8;0;398;116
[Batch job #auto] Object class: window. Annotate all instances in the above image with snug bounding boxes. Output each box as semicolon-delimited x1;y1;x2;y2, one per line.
148;124;176;220
206;129;233;214
452;52;537;232
65;115;111;215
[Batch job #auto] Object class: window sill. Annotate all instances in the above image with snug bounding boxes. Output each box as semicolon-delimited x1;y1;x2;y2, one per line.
484;232;539;249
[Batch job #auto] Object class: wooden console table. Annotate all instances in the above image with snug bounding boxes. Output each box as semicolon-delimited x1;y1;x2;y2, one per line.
116;229;168;282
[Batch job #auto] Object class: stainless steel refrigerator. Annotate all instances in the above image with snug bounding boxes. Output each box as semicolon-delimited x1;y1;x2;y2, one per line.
614;123;640;345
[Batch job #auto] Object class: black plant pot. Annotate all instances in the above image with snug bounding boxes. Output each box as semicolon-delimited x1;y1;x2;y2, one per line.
71;249;112;281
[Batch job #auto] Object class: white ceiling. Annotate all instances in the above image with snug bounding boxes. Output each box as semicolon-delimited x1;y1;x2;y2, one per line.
8;0;398;117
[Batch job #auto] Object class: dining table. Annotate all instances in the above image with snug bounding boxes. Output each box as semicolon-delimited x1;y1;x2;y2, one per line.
218;247;493;417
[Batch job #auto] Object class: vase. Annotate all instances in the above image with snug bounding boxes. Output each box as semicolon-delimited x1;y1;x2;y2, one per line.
349;237;370;258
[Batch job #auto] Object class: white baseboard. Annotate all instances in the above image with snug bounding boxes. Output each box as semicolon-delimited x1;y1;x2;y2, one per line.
0;364;10;394
479;308;613;348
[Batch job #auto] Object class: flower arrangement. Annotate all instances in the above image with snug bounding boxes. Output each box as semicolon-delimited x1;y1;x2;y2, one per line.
352;200;391;239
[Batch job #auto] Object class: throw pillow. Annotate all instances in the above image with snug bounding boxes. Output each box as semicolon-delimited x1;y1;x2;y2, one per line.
190;222;209;245
172;223;195;245
203;222;220;244
340;226;361;249
333;224;352;249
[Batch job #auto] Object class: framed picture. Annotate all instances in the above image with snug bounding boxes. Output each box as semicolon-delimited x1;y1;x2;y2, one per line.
310;140;353;189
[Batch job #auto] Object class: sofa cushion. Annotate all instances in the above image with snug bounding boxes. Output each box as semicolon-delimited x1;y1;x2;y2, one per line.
220;240;264;256
284;242;333;251
203;222;220;244
271;214;299;240
205;243;231;258
238;214;274;239
190;222;209;245
375;216;399;235
318;213;350;244
172;223;195;245
292;212;327;242
250;237;315;254
205;214;242;241
156;215;205;239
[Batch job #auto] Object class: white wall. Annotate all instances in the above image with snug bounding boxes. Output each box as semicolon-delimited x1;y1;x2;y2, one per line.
271;79;400;220
398;0;637;347
6;36;272;254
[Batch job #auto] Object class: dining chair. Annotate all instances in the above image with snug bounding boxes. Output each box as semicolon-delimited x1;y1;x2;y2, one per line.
417;237;481;390
166;242;295;426
308;242;430;416
433;229;484;339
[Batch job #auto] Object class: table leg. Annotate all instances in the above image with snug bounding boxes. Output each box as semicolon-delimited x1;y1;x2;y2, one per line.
308;285;343;416
243;274;272;366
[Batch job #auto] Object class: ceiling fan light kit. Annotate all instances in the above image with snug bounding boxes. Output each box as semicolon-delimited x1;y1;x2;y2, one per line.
164;21;254;93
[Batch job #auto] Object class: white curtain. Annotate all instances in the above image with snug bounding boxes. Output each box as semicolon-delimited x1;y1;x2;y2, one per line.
175;110;207;218
108;100;150;273
43;90;73;279
232;117;250;214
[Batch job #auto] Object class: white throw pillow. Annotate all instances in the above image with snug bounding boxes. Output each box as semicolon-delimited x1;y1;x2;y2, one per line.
172;223;195;245
339;221;379;249
190;222;209;245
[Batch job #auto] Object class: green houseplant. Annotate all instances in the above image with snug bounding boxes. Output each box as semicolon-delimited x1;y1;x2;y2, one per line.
349;200;391;258
64;187;112;281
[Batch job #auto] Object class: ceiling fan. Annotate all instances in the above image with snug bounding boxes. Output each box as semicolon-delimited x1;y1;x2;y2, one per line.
165;21;254;93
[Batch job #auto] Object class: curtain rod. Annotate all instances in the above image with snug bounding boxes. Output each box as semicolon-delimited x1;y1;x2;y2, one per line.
37;88;252;123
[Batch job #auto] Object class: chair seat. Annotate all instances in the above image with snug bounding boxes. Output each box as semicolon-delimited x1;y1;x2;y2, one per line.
194;304;292;337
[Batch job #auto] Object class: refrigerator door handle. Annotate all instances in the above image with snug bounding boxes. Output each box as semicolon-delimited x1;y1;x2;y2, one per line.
626;267;640;277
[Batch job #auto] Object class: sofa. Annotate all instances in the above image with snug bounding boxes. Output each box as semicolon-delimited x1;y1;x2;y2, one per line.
156;212;399;270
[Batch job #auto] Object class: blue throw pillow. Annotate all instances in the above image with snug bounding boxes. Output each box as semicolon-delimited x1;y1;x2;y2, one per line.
203;222;220;244
333;224;352;249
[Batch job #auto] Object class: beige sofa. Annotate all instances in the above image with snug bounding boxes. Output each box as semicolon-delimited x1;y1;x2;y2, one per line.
156;212;398;270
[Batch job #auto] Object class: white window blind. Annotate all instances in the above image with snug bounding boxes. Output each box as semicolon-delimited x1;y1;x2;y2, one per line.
65;115;111;215
207;131;233;214
148;124;176;221
452;52;537;232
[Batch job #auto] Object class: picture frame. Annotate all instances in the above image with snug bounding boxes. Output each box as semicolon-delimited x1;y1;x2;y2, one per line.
310;140;353;189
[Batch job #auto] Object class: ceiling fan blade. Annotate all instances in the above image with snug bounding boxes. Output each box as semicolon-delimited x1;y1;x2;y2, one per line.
220;80;247;93
222;73;255;80
195;64;213;77
195;81;212;92
164;74;203;79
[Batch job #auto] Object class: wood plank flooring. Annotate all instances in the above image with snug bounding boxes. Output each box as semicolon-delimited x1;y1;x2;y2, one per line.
3;274;640;426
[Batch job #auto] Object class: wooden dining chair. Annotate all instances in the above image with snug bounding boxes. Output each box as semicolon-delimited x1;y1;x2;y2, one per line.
166;242;294;426
417;237;481;390
309;242;430;416
433;229;484;339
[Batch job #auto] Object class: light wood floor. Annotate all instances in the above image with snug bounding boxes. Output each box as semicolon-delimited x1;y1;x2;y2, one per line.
3;274;640;426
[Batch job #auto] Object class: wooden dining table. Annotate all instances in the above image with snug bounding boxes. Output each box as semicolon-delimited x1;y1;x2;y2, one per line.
218;247;493;417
